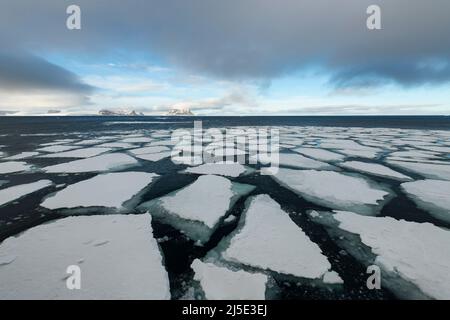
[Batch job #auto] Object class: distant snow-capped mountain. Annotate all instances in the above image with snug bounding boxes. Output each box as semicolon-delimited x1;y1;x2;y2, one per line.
98;109;144;116
166;107;194;116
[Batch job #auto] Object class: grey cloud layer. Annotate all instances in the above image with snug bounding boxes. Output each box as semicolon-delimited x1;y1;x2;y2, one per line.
1;0;450;88
0;51;94;93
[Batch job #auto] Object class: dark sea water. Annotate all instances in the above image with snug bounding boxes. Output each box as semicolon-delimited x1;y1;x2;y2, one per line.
0;115;449;135
0;116;449;300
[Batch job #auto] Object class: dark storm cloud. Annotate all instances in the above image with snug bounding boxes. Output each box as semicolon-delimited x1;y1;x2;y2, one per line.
0;50;94;93
1;0;450;88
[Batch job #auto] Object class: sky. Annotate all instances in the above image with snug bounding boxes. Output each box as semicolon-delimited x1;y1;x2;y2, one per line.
0;0;450;116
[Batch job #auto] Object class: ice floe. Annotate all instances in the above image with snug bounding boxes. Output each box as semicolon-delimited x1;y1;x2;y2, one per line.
43;153;139;173
138;175;255;244
41;172;158;211
0;214;170;299
37;145;79;153
339;161;412;181
135;151;172;162
129;146;171;155
0;161;33;174
293;147;346;162
272;168;391;215
0;180;53;207
38;147;112;158
222;194;333;280
4;152;39;160
401;179;450;223
184;163;252;177
314;211;450;299
386;160;450;180
191;259;268;300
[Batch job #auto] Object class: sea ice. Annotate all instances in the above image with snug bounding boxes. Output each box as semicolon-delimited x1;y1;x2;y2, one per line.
191;259;268;300
38;147;112;158
135;151;172;162
401;179;450;224
129;146;171;155
293;147;346;162
0;161;33;174
339;161;412;181
272;168;390;215
43;153;139;173
315;211;450;299
41;172;158;211
386;160;450;181
37;145;79;153
184;163;251;177
138;175;255;244
0;180;53;207
222;194;333;279
0;214;170;299
4;152;39;160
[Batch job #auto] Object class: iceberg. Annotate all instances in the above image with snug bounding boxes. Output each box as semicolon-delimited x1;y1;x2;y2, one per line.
129;145;171;155
0;180;53;207
138;175;255;244
0;214;170;299
272;168;391;215
43;153;139;173
41;172;158;211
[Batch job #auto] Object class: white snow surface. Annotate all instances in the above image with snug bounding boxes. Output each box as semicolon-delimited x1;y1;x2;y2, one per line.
185;163;249;177
333;211;450;299
0;180;53;207
43;153;139;173
191;259;268;300
41;172;158;210
272;168;390;215
223;194;332;279
401;179;450;223
0;161;33;174
0;214;170;299
339;161;412;181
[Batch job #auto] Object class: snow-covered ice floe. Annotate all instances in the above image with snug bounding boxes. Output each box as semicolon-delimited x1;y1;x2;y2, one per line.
184;163;253;178
293;147;346;162
129;145;171;155
220;194;335;281
36;145;79;153
0;214;170;299
135;151;172;162
38;147;112;158
386;160;450;181
311;210;450;299
43;153;139;173
0;180;53;207
272;168;391;215
138;175;255;244
339;161;412;181
191;259;268;300
3;152;39;160
41;172;158;212
0;161;33;174
401;179;450;224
